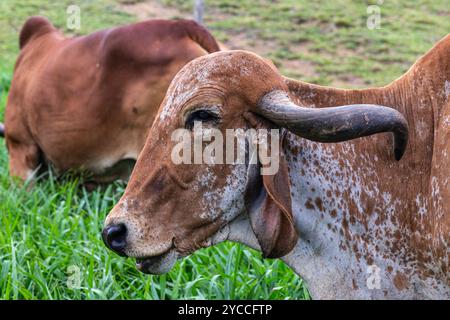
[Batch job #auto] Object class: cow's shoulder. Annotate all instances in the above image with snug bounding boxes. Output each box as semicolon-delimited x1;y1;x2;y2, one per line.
19;16;56;49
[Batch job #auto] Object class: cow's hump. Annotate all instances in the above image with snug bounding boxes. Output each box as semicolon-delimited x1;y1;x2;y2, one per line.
19;16;55;49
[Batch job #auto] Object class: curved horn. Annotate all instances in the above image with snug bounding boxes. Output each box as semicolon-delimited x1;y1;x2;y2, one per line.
257;91;409;160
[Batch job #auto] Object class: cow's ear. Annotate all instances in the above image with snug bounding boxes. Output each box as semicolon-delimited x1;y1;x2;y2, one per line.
244;134;298;259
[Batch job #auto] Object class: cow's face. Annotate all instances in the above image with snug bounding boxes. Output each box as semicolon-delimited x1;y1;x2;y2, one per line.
103;51;408;274
103;51;293;274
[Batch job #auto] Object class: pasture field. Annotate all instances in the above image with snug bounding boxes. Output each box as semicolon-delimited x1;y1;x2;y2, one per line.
0;0;448;300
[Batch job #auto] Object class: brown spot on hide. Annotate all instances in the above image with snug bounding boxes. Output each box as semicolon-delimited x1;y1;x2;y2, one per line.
314;197;324;211
330;209;337;218
393;272;409;291
305;198;315;210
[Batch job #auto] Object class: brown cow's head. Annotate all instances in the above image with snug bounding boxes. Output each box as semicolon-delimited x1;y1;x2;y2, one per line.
103;51;408;274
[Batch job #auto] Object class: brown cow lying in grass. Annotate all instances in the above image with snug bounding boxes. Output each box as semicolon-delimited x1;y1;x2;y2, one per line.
103;34;449;299
1;16;219;183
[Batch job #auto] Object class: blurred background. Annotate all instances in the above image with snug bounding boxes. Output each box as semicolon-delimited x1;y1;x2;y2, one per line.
0;0;448;299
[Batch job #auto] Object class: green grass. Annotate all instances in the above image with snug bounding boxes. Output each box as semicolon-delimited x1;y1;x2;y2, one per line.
0;169;308;299
165;0;449;86
0;0;448;300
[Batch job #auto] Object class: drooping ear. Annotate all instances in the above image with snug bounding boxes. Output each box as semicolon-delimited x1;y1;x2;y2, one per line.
244;113;298;259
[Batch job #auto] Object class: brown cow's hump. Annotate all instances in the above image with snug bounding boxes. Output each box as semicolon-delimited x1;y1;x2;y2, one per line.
177;19;220;53
19;16;55;49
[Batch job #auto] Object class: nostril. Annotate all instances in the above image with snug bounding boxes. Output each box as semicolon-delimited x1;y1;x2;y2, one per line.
102;223;128;257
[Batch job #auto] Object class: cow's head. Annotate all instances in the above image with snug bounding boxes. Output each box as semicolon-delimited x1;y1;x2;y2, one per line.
103;51;408;274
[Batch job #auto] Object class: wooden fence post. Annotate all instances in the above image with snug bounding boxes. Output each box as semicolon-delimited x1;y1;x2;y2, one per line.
194;0;205;25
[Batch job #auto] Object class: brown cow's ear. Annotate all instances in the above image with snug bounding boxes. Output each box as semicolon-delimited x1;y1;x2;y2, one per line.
244;135;298;259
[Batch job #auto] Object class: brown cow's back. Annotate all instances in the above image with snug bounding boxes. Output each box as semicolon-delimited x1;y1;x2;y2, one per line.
5;17;219;180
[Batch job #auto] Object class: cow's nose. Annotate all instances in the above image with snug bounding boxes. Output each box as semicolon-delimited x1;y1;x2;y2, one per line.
102;224;128;256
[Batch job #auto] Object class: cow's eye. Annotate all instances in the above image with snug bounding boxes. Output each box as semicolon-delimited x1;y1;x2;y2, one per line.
185;109;220;130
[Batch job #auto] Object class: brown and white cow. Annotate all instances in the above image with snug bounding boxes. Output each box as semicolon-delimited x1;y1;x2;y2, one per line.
103;35;449;299
1;16;219;182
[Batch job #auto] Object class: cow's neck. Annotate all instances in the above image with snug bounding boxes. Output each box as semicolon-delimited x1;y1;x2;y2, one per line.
222;37;450;299
225;39;450;299
278;81;422;299
275;46;448;298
